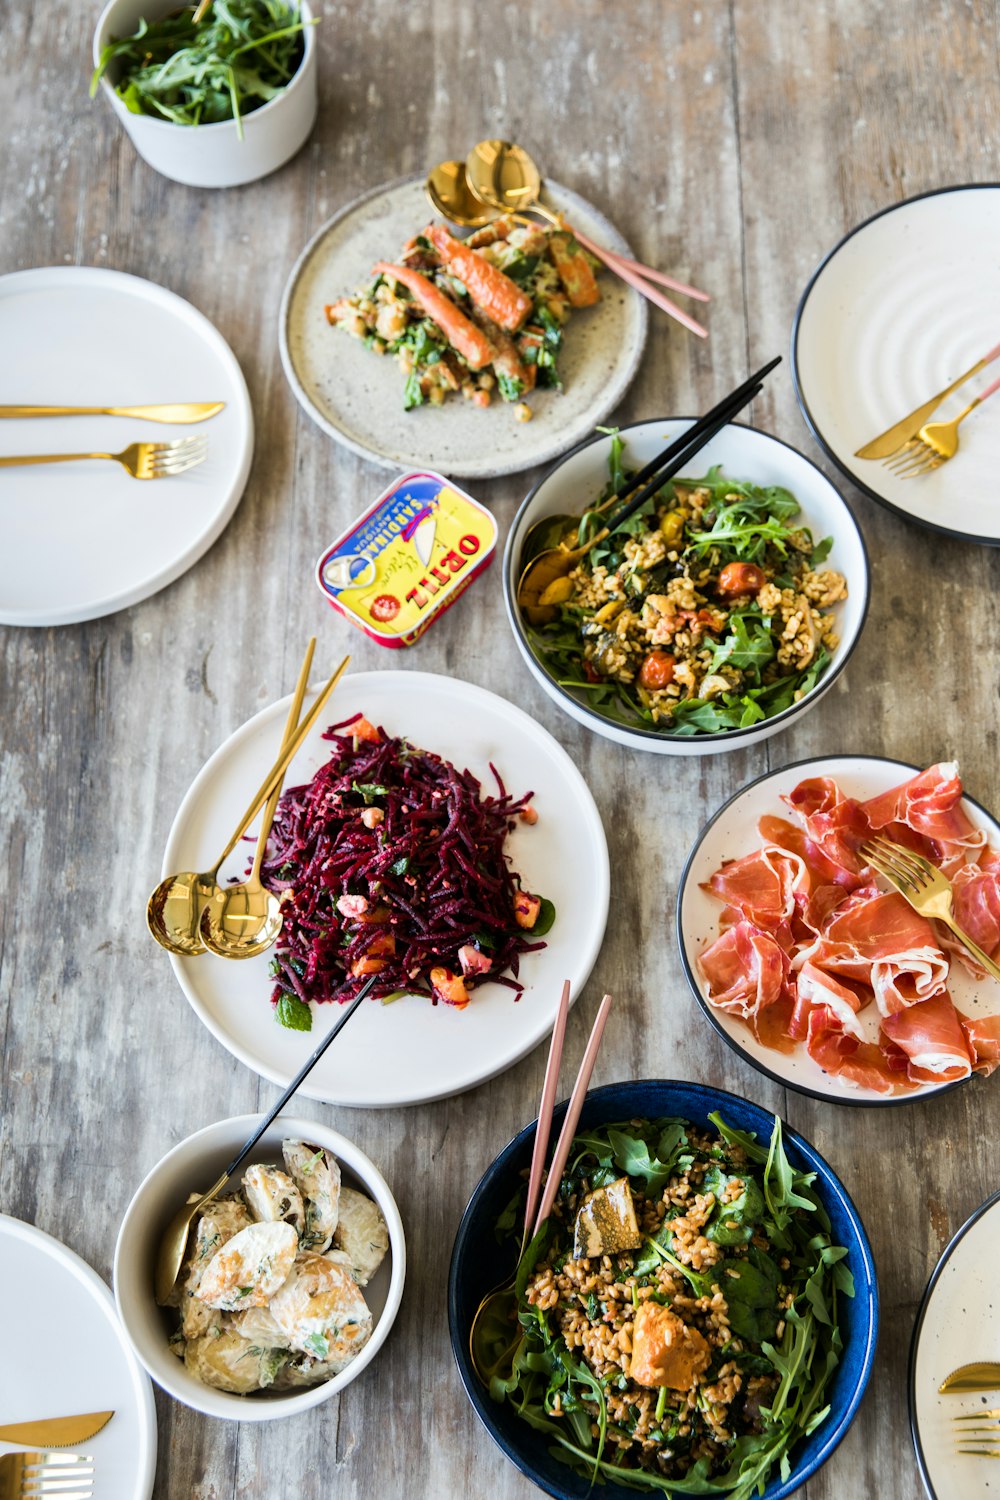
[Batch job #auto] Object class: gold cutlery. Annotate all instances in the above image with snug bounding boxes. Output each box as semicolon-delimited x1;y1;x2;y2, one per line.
941;1363;1000;1392
0;1450;93;1500
862;837;1000;982
0;1414;112;1448
0;402;224;423
199;639;315;959
854;341;1000;459
952;1409;1000;1457
883;371;1000;477
0;435;207;480
146;648;349;957
155;974;374;1304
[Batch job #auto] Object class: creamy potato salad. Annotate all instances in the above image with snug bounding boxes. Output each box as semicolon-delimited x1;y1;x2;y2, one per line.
163;1139;389;1394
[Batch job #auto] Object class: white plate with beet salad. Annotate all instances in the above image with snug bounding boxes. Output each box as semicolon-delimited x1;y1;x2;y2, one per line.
279;175;647;478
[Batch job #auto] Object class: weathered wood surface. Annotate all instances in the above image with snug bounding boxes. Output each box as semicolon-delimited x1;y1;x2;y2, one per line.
1;1;999;1496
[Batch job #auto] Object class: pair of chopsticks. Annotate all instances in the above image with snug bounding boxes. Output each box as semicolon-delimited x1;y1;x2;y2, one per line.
593;355;781;544
521;983;614;1242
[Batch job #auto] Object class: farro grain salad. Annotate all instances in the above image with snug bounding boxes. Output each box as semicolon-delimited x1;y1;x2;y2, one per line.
524;433;848;736
324;216;601;417
484;1113;853;1497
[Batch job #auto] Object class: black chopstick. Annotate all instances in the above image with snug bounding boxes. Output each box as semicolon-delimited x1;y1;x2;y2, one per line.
607;355;781;509
603;375;768;539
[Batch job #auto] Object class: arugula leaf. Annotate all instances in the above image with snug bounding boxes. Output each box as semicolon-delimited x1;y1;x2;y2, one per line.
810;535;834;566
719;1247;781;1342
275;990;312;1031
402;371;424;410
708;609;776;676
352;779;388;803
532;897;557;936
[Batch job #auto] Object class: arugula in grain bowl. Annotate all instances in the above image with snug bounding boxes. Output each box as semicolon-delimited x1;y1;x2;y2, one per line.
325;215;601;417
526;433;848;737
487;1113;853;1498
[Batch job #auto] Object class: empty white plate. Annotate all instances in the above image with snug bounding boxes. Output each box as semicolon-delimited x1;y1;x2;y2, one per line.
161;669;610;1107
0;1214;156;1498
793;186;1000;545
677;754;1000;1105
910;1189;1000;1499
0;266;254;626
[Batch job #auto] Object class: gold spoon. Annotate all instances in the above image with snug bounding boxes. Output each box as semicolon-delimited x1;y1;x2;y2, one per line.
154;976;374;1305
199;641;314;959
425;160;494;226
146;648;349;956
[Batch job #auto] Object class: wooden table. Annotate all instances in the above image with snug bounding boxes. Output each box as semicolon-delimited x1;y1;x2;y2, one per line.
2;3;998;1496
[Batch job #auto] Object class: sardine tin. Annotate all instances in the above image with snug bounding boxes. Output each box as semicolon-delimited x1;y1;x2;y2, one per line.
315;470;498;647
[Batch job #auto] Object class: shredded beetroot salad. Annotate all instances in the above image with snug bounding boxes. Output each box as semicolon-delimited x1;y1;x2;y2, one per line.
261;713;554;1030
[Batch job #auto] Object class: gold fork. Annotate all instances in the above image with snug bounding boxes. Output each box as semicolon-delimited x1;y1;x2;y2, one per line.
953;1408;1000;1457
862;836;1000;981
0;1451;94;1500
0;435;208;480
883;371;1000;478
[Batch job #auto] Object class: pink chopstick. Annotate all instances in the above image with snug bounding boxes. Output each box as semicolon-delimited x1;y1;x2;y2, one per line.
531;992;614;1238
974;371;1000;404
522;979;571;1238
562;221;709;339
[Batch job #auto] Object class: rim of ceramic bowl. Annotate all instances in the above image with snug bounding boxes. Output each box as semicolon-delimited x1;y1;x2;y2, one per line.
791;181;1000;548
448;1078;879;1500
502;417;872;748
907;1183;1000;1500
113;1113;406;1419
675;752;1000;1108
92;0;316;133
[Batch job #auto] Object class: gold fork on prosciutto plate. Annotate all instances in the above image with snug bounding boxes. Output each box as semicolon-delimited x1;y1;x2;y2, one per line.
861;836;1000;984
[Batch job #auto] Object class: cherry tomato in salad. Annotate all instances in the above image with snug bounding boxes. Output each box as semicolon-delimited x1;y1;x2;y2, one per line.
638;651;676;690
716;562;765;597
370;593;401;622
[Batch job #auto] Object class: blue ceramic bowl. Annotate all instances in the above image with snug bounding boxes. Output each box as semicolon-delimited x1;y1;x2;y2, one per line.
448;1079;878;1500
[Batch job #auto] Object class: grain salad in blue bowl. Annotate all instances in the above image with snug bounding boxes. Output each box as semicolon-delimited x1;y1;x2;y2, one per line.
449;1080;877;1500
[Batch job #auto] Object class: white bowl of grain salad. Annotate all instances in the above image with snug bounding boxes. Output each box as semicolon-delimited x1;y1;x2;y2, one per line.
114;1115;405;1420
503;419;870;755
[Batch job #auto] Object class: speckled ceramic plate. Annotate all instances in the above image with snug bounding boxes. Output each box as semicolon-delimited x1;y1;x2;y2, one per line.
793;185;1000;545
910;1188;1000;1499
278;175;648;479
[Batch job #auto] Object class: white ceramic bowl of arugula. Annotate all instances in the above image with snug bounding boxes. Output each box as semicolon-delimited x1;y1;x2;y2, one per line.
92;0;318;189
503;419;870;756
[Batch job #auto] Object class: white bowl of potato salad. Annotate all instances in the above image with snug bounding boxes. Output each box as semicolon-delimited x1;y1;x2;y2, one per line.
114;1115;405;1419
504;419;870;755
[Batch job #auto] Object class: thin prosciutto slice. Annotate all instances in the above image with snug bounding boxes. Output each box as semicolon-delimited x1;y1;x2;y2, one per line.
863;762;986;871
697;762;1000;1095
696;921;788;1021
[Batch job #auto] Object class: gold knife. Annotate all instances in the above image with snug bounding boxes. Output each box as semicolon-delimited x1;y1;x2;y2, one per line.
939;1362;1000;1393
0;1412;114;1446
854;343;1000;459
0;403;225;423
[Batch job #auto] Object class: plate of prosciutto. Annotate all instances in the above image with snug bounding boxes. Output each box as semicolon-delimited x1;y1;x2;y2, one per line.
677;756;1000;1104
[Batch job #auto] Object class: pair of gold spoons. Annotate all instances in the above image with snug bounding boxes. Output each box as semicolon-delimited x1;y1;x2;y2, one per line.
426;139;709;338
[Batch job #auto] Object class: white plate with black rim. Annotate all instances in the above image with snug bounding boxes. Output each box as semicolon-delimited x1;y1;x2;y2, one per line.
0;266;254;626
0;1215;156;1498
161;669;610;1107
792;184;1000;546
910;1188;1000;1499
503;419;870;756
278;174;647;479
676;754;1000;1105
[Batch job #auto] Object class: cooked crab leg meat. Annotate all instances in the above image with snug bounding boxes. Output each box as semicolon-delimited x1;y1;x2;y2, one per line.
242;1163;306;1236
332;1186;390;1286
195;1221;299;1311
282;1139;341;1252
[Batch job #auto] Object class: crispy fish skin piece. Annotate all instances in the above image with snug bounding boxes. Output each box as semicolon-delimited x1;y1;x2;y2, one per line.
332;1186;390;1286
242;1163;306;1237
573;1176;643;1258
196;1220;298;1311
282;1139;341;1252
269;1251;373;1365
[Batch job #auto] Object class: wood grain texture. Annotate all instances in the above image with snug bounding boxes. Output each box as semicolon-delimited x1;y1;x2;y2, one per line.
1;0;998;1495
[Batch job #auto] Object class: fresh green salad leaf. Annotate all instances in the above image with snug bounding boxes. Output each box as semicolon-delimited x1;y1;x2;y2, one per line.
275;990;311;1031
531;897;557;936
90;1;316;139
